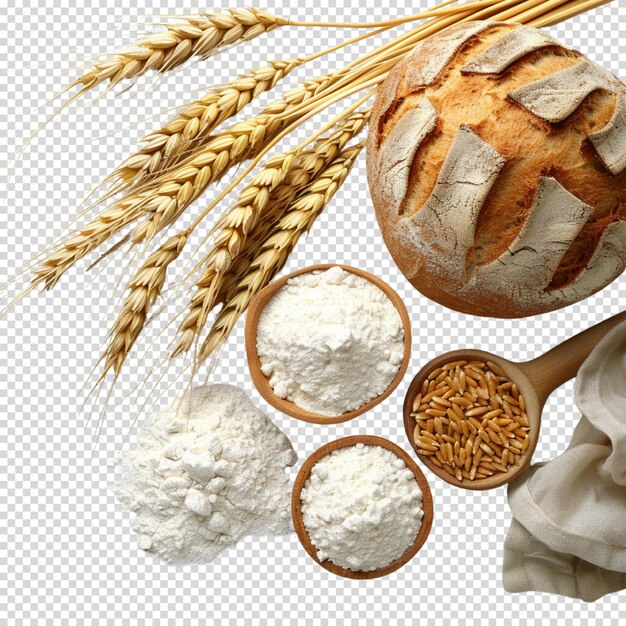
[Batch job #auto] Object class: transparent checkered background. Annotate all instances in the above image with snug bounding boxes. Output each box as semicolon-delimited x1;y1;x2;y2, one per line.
1;0;625;623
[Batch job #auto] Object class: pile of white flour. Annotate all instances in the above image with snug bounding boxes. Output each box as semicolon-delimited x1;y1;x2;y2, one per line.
300;443;423;572
256;266;405;416
115;384;297;564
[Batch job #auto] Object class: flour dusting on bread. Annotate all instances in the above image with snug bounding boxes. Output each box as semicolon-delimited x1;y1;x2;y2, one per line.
404;21;492;90
509;60;621;123
589;94;626;174
475;178;594;295
377;99;437;217
461;26;559;75
408;125;505;284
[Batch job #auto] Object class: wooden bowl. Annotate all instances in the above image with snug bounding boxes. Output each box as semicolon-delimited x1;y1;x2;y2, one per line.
244;264;411;424
403;349;540;491
292;435;434;579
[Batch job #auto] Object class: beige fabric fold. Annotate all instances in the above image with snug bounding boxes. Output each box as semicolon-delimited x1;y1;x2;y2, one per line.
503;320;626;602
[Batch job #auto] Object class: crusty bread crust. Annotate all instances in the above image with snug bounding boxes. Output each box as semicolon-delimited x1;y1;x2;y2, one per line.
367;22;626;318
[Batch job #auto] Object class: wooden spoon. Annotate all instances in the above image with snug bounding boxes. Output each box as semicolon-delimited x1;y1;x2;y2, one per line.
292;435;434;579
404;311;626;490
245;264;411;424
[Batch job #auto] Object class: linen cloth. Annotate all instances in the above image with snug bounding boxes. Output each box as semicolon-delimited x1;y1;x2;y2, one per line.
503;320;626;601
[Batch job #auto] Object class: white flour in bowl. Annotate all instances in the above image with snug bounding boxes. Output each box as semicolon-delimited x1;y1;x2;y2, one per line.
256;266;405;416
300;443;424;572
115;384;297;564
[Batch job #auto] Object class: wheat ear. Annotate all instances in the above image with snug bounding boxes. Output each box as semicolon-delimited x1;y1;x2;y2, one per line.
33;76;324;290
71;9;286;96
126;71;341;244
108;58;304;189
207;109;370;275
100;231;188;377
32;197;145;289
36;109;281;286
206;152;297;271
168;152;296;358
198;142;364;361
170;109;370;357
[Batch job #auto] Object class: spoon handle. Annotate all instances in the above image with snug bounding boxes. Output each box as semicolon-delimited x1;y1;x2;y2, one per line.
520;310;626;406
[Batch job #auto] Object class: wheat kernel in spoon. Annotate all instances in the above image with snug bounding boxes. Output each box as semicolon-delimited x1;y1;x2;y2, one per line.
460;420;470;438
451;396;472;407
428;367;443;381
432;396;451;408
465;376;479;389
486;361;506;377
466;406;490;417
415;438;439;453
498;432;510;447
412;394;423;412
442;360;467;371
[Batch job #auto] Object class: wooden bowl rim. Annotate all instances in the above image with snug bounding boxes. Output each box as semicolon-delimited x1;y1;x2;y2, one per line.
245;264;412;424
403;349;541;491
291;435;434;579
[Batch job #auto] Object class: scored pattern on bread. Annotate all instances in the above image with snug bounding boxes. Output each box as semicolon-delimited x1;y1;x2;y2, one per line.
377;99;438;217
509;60;622;124
404;21;492;90
461;26;559;75
466;178;600;305
555;221;626;301
367;21;626;317
589;94;626;175
409;125;506;283
414;163;626;308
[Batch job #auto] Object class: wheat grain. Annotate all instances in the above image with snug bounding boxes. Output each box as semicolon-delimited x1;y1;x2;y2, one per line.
72;9;285;96
197;142;363;361
109;58;303;188
101;231;188;376
413;360;531;481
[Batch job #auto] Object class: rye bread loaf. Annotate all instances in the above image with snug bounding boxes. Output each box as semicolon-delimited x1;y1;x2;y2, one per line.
367;21;626;318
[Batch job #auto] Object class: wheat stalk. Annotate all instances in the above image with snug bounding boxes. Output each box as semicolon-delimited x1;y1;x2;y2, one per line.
109;57;304;189
198;142;364;361
71;1;497;98
101;230;188;377
72;9;286;96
